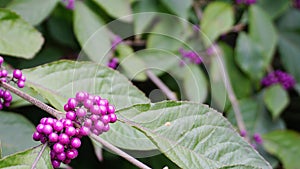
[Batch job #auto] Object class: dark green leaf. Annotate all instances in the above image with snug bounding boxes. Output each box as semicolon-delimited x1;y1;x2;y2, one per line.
160;0;192;19
235;32;264;80
249;5;277;65
23;60;150;111
7;0;58;25
262;130;300;169
118;101;272;168
0;9;44;59
0;145;52;169
0;111;38;156
182;64;207;103
264;85;289;119
201;2;234;47
74;1;111;63
257;0;289;19
93;0;132;22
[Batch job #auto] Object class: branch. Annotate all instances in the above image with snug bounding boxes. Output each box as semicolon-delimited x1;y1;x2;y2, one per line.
90;134;152;169
31;143;47;169
146;70;177;101
0;82;63;118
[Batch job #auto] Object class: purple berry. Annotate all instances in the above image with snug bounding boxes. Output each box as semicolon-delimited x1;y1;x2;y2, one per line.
65;126;76;137
70;137;81;148
79;126;90;136
76;108;86;117
99;105;107;115
66;149;78;159
67;98;77;109
83;99;93;109
103;124;110;132
56;152;66;161
32;131;42;141
240;130;247;137
50;150;56;159
92;128;102;135
101;115;110;124
49;133;59;142
17;80;25;88
90;114;100;121
58;133;70;144
51;160;61;168
53;121;64;132
13;69;22;79
94;96;101;103
109;113;117;123
66;111;77;121
75;91;86;102
94;121;104;131
45;118;55;126
1;70;8;77
90;105;100;115
107;105;115;114
253;133;263;144
63;119;73;127
20;75;26;81
40;117;47;124
63;158;72;165
43;124;53;135
64;104;70;111
3;101;10;107
3;91;11;99
83;118;93;127
99;99;108;106
0;56;3;65
40;136;47;144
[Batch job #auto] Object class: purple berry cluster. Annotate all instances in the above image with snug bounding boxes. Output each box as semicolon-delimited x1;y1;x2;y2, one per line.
0;56;26;110
236;0;256;5
62;0;74;10
261;70;296;90
294;0;300;9
107;58;119;69
33;117;82;168
64;92;117;136
179;48;203;66
33;92;117;168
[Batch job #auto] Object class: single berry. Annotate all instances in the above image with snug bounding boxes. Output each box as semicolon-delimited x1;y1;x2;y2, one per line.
65;126;76;137
20;75;26;81
107;105;115;114
40;117;47;124
109;113;117;123
83;99;93;109
76;108;86;117
66;111;77;121
75;91;86;102
63;158;72;165
51;160;61;168
99;105;107;115
83;118;93;127
67;98;77;109
1;69;8;77
32;131;42;141
90;105;101;115
17;81;25;88
50;150;56;159
101;115;110;124
99;99;108;106
79;126;90;136
63;119;73;127
90;114;100;121
45;118;55;125
58;133;70;144
103;124;110;132
49;133;59;142
70;137;81;148
53;121;64;132
94;121;104;131
253;133;263;144
66;149;78;159
53;143;65;153
13;69;22;79
40;136;48;144
43;124;53;135
64;104;70;111
56;152;66;161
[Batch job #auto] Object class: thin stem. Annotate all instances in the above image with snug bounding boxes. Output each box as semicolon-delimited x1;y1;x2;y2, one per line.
146;70;177;101
31;143;47;169
0;82;63;118
89;134;152;169
193;1;203;20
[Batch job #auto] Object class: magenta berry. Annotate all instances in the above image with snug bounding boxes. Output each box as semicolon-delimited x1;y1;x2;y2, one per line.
13;69;22;79
63;119;73;127
53;121;64;132
253;133;263;144
83;99;93;109
49;133;59;142
0;56;3;65
79;126;90;136
59;133;70;144
67;98;77;109
65;126;76;137
84;118;93;127
94;121;104;131
71;137;81;148
17;81;25;88
90;105;101;115
76;108;86;117
52;160;61;168
56;152;66;161
66;149;78;159
53;143;64;153
75;91;86;101
43;124;53;135
32;131;41;141
107;105;115;114
66;111;76;120
109;113;117;123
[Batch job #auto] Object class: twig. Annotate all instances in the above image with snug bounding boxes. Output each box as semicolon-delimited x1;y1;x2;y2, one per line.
31;143;47;169
224;23;245;34
0;82;63;118
89;134;152;169
146;70;177;101
193;1;203;20
0;82;152;169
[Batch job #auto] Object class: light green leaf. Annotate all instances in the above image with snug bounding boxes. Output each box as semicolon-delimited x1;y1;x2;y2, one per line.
0;145;52;169
263;130;300;169
118;101;272;169
7;0;58;25
116;44;147;81
0;9;44;59
264;85;289;119
235;32;264;80
93;0;132;22
0;111;39;157
160;0;192;19
23;60;150;111
201;2;234;47
133;0;157;34
257;0;290;19
74;1;111;63
183;64;207;103
249;5;277;66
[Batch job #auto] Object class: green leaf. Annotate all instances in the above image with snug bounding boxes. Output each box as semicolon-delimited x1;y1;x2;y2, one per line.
160;0;192;19
0;141;2;159
0;9;44;59
116;44;147;81
235;32;264;80
182;64;207;103
201;2;234;47
0;145;52;169
249;5;277;66
118;101;272;169
74;1;111;63
257;0;290;19
93;0;132;22
220;43;251;99
0;111;39;157
7;0;58;25
264;85;289;119
277;10;300;84
23;60;150;111
133;0;157;34
262;130;300;169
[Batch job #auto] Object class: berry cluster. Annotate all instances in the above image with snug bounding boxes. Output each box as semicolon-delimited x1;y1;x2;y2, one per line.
261;70;295;90
294;0;300;9
236;0;256;5
107;58;119;69
33;92;117;168
64;92;117;136
179;48;203;66
0;56;26;110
